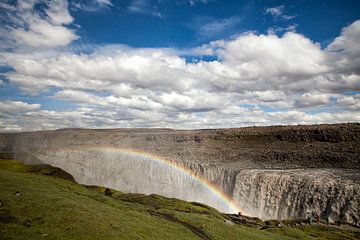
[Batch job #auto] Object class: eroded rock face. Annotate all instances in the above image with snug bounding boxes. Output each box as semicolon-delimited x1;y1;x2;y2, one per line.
0;124;359;223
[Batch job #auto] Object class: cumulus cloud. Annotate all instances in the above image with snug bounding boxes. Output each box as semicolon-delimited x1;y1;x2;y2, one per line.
0;100;41;114
55;89;163;111
337;94;360;111
4;30;332;95
2;103;359;132
1;18;360;131
326;20;360;74
293;93;331;108
218;32;328;84
327;20;360;54
0;0;78;48
2;49;193;94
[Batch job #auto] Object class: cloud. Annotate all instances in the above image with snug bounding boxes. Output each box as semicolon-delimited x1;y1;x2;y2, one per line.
158;90;225;112
211;32;330;93
265;5;284;17
327;20;360;54
55;89;163;111
1;19;360;131
71;0;113;12
2;48;193;94
2;104;359;132
337;94;360;111
12;21;78;48
2;26;355;96
0;100;41;114
128;0;163;18
197;17;242;39
326;20;360;74
265;5;295;21
267;24;297;34
2;26;357;96
96;0;113;6
46;0;74;25
0;0;78;48
293;93;331;108
187;0;213;6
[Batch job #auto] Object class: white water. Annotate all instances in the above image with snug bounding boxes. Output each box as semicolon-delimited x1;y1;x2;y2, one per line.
34;149;238;213
21;149;360;223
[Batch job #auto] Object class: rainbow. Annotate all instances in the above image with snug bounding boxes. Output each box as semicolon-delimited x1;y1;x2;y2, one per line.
45;145;242;213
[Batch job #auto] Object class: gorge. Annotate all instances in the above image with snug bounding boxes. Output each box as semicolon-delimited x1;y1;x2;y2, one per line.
1;123;359;224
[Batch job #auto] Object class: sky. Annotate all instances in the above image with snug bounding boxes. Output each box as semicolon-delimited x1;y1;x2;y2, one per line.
0;0;359;131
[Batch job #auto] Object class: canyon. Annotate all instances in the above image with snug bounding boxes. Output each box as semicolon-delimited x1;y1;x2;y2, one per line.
0;123;359;224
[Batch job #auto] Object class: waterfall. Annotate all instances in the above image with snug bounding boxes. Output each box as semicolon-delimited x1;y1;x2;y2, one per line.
34;149;239;214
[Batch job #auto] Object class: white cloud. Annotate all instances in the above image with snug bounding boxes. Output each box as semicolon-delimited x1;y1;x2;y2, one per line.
72;0;113;12
0;0;78;48
267;24;297;34
2;26;356;97
187;0;211;6
2;104;359;132
197;17;241;38
128;0;163;18
326;20;360;74
96;0;113;6
54;90;105;105
294;93;331;108
0;100;41;114
187;16;242;40
0;2;16;11
1;19;360;130
159;90;225;112
55;89;163;111
2;49;192;94
12;20;78;48
337;94;360;111
265;5;284;17
46;0;74;25
327;20;360;55
220;32;328;77
265;5;295;21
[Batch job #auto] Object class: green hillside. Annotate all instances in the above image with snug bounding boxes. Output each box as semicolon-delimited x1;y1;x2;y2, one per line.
0;153;359;240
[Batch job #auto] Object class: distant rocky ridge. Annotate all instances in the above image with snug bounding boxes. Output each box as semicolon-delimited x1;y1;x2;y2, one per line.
0;123;359;223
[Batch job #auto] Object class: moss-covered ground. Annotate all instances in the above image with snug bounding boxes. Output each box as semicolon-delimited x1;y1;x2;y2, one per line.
0;152;359;240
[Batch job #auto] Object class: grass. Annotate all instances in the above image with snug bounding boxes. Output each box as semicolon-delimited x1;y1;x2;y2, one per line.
268;225;360;240
0;153;359;240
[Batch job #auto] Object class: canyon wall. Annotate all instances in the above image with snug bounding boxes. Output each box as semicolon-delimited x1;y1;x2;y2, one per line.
0;124;359;223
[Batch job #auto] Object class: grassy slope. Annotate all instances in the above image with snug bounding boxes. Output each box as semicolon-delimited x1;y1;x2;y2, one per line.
0;156;359;240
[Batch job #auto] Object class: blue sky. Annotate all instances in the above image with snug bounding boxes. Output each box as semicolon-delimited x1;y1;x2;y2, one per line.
71;0;360;47
0;0;360;131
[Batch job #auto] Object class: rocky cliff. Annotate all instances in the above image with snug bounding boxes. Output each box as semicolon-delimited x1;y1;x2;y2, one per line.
0;124;359;223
